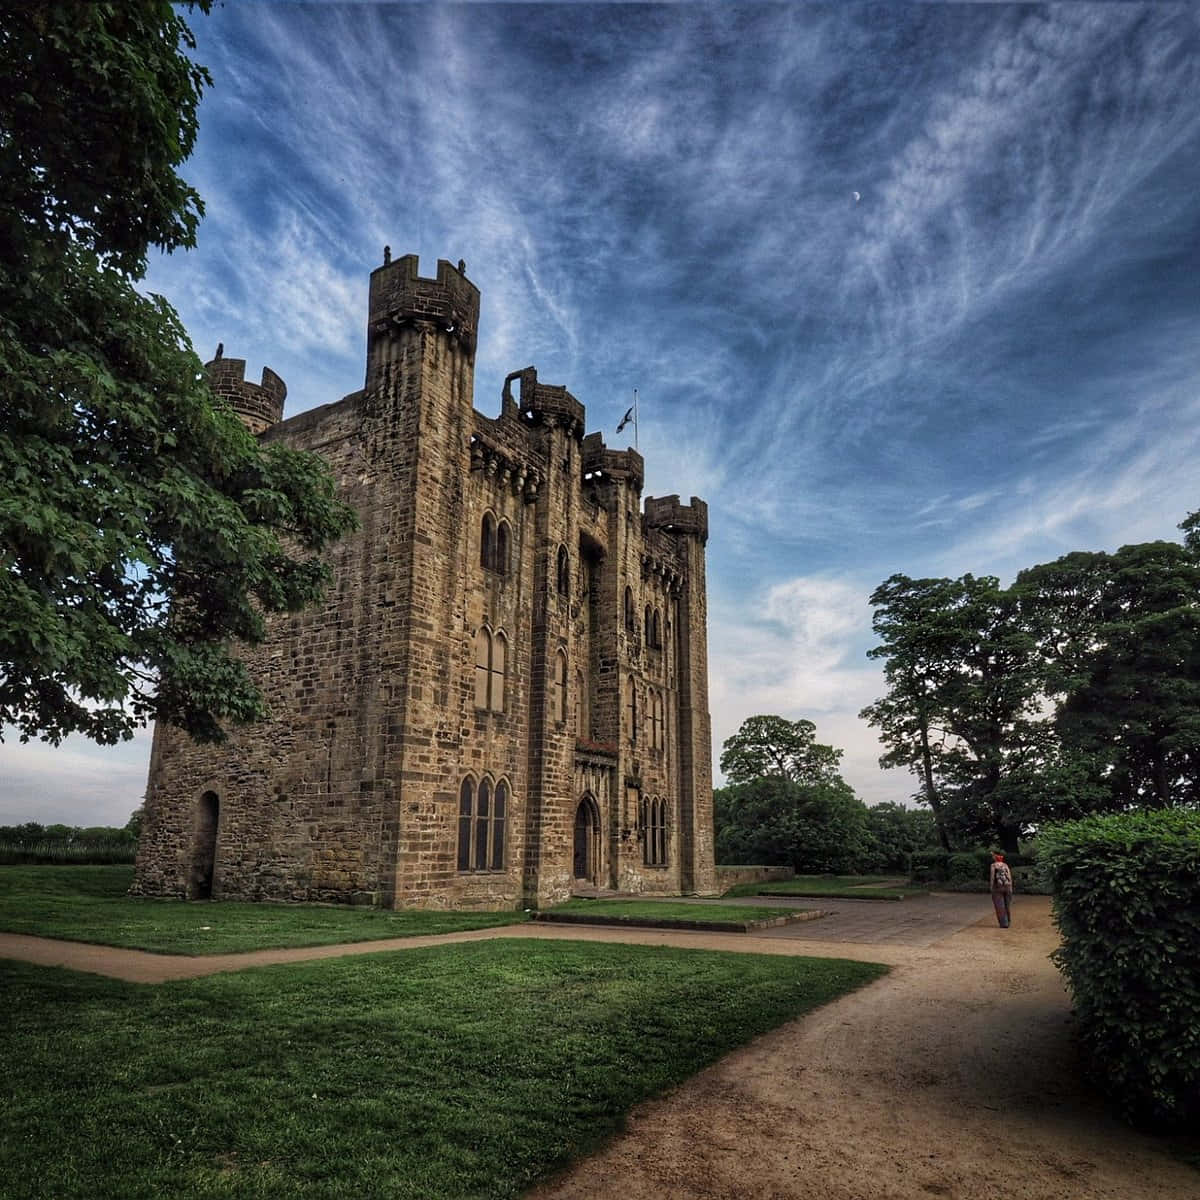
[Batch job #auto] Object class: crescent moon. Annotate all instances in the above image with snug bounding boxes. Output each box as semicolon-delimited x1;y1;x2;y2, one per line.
852;191;861;202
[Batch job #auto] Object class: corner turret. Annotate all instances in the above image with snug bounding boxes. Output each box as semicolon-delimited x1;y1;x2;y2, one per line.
367;253;480;368
582;431;644;493
645;494;708;544
205;352;286;434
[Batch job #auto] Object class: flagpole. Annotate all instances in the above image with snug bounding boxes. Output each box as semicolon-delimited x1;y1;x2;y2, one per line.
633;388;639;451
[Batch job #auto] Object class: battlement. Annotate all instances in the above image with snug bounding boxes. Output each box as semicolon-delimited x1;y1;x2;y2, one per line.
508;367;585;439
205;353;286;434
645;494;708;544
367;251;480;358
582;432;644;493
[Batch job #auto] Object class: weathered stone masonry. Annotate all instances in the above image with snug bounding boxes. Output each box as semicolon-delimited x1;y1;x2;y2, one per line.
134;254;716;909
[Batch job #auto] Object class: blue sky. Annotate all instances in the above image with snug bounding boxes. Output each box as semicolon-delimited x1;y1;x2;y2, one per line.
5;2;1200;827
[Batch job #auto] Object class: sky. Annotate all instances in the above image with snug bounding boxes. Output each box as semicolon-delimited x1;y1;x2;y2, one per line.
5;1;1200;828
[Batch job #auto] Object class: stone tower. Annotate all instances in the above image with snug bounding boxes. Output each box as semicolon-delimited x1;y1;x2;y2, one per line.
134;253;715;909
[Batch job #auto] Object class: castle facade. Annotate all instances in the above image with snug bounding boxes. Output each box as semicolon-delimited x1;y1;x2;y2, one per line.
134;254;715;909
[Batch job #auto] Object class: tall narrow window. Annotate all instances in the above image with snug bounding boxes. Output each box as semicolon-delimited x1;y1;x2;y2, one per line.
474;628;491;709
492;780;508;870
576;668;588;738
474;627;506;712
495;520;511;575
553;648;567;723
457;778;474;870
475;778;491;871
490;631;506;712
652;608;662;649
457;775;510;873
645;798;667;866
624;586;635;632
556;545;570;596
481;513;496;570
644;605;652;642
649;689;664;750
627;676;638;744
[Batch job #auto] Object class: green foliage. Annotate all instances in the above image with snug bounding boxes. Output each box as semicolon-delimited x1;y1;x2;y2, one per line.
1039;810;1200;1130
861;573;1050;853
0;822;138;862
715;775;872;874
864;801;938;872
0;944;885;1197
0;2;357;747
1017;541;1200;811
719;714;843;784
0;866;527;953
947;850;990;883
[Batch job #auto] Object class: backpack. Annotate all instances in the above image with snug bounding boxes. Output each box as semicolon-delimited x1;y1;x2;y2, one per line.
992;862;1012;890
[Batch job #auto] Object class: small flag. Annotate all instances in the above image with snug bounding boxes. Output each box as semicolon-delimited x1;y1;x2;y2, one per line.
616;406;634;433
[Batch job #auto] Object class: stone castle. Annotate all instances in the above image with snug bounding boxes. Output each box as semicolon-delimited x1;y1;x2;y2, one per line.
133;253;715;909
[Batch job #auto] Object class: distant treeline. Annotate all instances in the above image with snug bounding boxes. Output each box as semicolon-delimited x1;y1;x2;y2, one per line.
0;817;140;865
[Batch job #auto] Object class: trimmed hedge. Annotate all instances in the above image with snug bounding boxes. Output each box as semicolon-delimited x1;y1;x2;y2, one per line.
1039;809;1200;1130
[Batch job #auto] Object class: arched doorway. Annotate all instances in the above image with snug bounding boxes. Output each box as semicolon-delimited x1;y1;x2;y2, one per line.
189;790;220;899
573;794;600;885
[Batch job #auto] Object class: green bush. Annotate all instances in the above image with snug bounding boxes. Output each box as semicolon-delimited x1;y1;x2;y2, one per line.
909;849;948;882
1039;809;1200;1130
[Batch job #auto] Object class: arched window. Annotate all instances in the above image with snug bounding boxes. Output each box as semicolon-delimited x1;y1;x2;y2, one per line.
474;627;507;712
458;775;509;872
624;586;635;632
553;648;568;723
644;605;652;642
480;512;496;571
457;778;474;870
556;545;570;596
576;668;588;739
644;798;667;866
496;520;511;575
652;608;662;649
627;676;638;744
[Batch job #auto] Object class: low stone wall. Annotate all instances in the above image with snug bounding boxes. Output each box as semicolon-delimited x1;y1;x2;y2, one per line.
714;864;794;893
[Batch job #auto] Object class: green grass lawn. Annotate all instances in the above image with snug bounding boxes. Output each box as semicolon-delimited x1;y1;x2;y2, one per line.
724;874;930;901
547;898;806;925
0;941;887;1199
0;866;527;954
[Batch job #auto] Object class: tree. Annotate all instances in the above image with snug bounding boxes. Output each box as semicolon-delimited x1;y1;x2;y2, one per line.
719;714;843;786
864;802;938;872
715;775;872;874
0;4;357;745
1017;537;1200;810
861;574;1051;853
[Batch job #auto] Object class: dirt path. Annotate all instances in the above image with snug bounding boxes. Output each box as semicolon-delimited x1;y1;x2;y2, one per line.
528;898;1197;1200
3;898;1195;1197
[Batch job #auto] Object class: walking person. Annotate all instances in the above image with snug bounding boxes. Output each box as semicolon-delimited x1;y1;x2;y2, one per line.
990;851;1013;927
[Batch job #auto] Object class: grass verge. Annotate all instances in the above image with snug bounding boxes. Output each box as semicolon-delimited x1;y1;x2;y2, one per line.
545;898;807;927
0;866;526;954
724;874;929;901
0;941;887;1199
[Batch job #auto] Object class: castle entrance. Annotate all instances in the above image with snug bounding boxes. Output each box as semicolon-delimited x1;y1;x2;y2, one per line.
188;790;220;899
573;794;600;884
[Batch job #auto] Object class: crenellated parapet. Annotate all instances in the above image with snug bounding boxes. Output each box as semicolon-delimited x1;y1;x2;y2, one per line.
469;432;542;503
368;252;479;358
581;432;644;492
205;353;286;434
645;494;708;545
508;367;585;440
